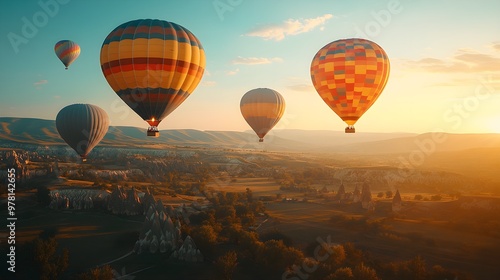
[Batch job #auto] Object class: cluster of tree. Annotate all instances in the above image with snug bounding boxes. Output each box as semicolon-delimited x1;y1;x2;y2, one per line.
377;190;393;198
183;188;469;280
190;189;264;231
273;167;335;187
329;215;388;235
75;265;114;280
288;242;473;280
413;194;443;201
182;189;308;279
3;229;69;280
280;184;318;193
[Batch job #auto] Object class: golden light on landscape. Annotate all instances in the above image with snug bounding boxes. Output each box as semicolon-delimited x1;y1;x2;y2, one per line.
2;1;500;279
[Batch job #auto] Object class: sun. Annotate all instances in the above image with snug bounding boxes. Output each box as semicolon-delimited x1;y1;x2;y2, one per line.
487;116;500;133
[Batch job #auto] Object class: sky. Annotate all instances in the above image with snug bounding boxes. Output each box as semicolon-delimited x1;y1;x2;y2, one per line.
1;0;499;134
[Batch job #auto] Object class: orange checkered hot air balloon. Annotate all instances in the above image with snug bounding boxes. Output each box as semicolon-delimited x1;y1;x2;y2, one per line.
310;38;390;133
240;88;285;142
54;40;80;70
100;19;205;137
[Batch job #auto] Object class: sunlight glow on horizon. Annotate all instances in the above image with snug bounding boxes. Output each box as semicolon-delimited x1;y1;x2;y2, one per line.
1;0;499;134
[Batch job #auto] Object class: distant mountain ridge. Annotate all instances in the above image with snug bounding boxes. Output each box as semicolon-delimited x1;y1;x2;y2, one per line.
0;117;306;151
1;117;500;154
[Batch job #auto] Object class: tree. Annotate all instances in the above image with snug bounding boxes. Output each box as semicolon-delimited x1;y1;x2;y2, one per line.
37;185;51;207
326;267;354;280
257;240;304;276
342;243;365;268
260;229;294;247
327;245;347;269
240;213;255;228
430;195;442;201
315;244;347;279
389;256;428;280
235;229;261;260
377;192;384;198
76;265;114;280
216;205;238;225
215;251;238;280
353;263;379;280
190;224;218;258
385;190;393;198
245;188;253;202
414;194;423;200
429;265;457;280
407;256;427;280
33;237;69;280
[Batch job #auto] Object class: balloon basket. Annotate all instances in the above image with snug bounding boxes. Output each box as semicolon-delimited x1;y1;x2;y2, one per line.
259;138;264;142
147;126;159;137
147;130;159;137
345;127;355;133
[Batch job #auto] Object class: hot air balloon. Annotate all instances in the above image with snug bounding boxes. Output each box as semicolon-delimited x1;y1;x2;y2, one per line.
54;40;80;69
240;88;285;142
310;38;390;133
56;104;109;162
100;19;206;137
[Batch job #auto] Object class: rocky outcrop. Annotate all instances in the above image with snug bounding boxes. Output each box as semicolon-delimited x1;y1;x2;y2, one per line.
5;150;29;182
361;182;374;210
48;189;108;210
392;189;402;212
134;200;181;254
171;235;204;262
336;183;346;200
107;186;142;215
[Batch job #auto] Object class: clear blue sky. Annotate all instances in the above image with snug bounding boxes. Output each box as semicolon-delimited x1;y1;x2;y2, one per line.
1;0;499;133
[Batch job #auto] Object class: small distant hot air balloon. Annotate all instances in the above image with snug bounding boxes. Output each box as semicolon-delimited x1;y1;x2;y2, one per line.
100;19;206;137
240;88;285;142
54;40;80;69
56;104;109;162
310;38;390;133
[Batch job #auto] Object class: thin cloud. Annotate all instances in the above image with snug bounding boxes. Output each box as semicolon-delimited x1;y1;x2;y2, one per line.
34;79;48;86
226;68;239;75
287;84;315;92
202;81;217;87
34;79;48;90
232;56;283;65
422;72;500;92
245;14;333;41
405;47;500;73
491;42;500;52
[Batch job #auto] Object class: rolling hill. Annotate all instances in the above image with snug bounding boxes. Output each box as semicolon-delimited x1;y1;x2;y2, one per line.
1;117;499;185
2;117;500;154
0;117;307;151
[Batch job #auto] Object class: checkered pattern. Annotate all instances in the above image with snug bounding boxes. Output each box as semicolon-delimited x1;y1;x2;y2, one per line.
310;38;390;126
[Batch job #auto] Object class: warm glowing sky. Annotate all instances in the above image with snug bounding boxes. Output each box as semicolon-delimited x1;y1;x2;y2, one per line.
1;0;499;133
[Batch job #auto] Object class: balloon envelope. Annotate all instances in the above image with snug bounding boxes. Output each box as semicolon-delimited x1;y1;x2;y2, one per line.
56;104;109;160
54;40;80;69
100;19;206;135
310;38;390;131
240;88;285;142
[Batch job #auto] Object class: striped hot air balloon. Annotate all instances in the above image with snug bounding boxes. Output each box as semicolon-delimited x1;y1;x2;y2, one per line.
240;88;285;142
54;40;80;69
56;104;109;162
310;38;390;133
100;19;206;137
